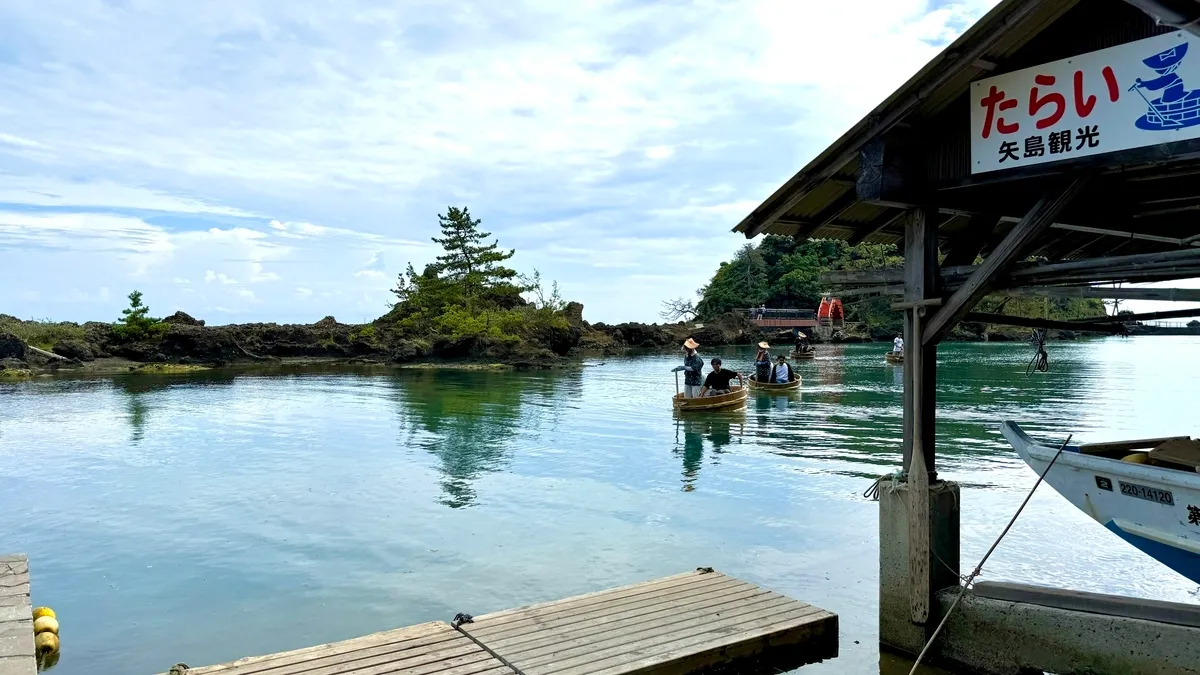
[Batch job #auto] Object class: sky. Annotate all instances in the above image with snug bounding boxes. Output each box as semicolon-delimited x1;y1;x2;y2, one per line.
0;0;1003;325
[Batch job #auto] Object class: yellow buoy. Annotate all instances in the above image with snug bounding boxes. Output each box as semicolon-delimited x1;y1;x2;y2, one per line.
31;607;55;621
1121;452;1149;463
33;616;59;635
34;631;59;655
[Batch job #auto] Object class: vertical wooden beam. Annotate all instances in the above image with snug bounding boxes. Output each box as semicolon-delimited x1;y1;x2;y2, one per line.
903;206;939;624
922;176;1091;345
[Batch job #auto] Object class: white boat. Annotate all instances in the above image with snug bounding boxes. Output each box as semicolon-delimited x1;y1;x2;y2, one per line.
1002;421;1200;585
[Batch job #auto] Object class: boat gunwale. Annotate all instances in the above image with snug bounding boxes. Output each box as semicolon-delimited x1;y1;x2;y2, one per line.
747;375;802;391
1002;421;1200;490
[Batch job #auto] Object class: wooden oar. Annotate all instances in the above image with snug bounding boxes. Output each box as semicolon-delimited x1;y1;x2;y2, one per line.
675;370;680;397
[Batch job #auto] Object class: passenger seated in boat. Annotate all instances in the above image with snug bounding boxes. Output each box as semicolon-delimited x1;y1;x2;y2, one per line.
795;334;811;353
754;342;772;381
771;355;794;383
700;358;743;396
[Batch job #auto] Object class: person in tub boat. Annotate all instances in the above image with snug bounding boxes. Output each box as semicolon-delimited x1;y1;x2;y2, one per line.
672;338;705;398
770;355;795;384
699;357;743;396
753;342;772;382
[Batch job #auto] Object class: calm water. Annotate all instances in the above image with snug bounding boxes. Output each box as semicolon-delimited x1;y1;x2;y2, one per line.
2;339;1199;675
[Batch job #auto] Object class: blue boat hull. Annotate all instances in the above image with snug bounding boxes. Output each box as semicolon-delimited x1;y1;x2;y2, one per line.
1106;520;1200;586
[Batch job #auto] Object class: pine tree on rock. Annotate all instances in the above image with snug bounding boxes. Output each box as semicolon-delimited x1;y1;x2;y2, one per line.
431;207;518;297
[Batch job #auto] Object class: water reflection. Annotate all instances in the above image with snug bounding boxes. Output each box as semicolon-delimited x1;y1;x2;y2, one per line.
673;414;744;491
387;369;580;507
112;371;238;444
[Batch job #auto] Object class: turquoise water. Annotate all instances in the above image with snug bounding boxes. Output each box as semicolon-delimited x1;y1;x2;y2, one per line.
2;338;1199;674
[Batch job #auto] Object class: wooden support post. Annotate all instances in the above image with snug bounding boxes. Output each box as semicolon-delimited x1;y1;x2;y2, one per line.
923;176;1091;346
903;206;939;624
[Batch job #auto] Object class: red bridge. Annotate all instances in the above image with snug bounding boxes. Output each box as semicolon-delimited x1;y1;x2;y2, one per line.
741;298;843;332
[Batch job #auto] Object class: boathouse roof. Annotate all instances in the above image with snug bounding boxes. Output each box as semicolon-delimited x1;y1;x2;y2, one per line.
733;0;1200;261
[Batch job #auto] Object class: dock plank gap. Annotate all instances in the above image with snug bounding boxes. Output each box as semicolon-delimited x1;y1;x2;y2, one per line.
166;568;838;675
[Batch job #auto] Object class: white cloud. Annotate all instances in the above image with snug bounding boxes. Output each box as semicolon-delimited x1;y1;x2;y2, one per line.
204;270;238;285
0;0;1004;323
644;145;675;160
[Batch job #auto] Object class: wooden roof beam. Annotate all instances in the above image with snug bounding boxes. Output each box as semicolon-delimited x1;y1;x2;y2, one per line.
847;210;907;246
1004;286;1200;302
923;176;1091;346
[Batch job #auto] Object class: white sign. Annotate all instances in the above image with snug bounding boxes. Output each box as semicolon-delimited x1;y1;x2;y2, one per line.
970;31;1200;174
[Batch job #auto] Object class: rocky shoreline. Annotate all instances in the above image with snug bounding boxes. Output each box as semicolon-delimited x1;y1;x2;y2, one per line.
0;306;1118;380
0;308;780;378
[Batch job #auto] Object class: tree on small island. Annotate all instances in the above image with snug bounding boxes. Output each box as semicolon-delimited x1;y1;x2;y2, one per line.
112;290;169;343
385;207;570;350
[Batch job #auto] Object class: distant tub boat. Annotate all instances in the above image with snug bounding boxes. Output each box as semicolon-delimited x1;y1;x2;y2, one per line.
747;375;801;391
1002;421;1200;585
885;351;904;364
793;349;816;360
672;387;748;411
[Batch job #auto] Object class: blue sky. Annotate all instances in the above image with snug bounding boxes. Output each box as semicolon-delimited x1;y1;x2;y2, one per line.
0;0;999;324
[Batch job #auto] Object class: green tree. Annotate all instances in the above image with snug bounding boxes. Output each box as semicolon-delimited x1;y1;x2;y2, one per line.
696;244;768;318
112;290;168;342
431;207;518;300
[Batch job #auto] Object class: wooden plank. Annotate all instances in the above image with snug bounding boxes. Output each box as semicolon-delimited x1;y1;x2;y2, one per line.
463;571;726;629
0;555;33;675
165;571;837;675
1149;438;1200;470
475;586;779;655
180;622;516;675
1078;437;1190;455
923;176;1091;346
466;579;760;643
463;570;837;675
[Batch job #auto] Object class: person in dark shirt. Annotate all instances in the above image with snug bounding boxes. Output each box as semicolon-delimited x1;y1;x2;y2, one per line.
699;357;743;396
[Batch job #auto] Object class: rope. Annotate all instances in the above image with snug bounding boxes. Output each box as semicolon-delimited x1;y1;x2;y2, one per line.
863;471;905;501
1026;328;1049;376
451;612;529;675
906;434;1072;675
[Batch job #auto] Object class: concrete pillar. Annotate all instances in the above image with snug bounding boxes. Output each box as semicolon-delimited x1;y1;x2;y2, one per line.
879;480;961;654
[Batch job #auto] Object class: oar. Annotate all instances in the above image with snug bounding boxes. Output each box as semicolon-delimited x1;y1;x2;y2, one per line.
675;370;680;397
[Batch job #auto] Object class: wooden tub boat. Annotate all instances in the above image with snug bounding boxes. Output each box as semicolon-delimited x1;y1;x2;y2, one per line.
1003;421;1200;585
885;351;904;364
747;375;802;391
792;349;816;360
672;386;748;411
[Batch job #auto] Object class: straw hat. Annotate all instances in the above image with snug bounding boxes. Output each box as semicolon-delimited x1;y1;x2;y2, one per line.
757;341;770;349
683;337;699;349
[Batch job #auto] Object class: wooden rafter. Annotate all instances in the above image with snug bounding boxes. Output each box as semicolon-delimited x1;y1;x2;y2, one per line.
923;176;1092;346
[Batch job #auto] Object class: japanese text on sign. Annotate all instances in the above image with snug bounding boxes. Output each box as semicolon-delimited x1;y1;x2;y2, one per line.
971;32;1200;174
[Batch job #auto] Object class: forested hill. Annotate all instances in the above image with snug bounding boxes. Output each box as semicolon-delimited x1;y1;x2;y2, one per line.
680;236;1107;340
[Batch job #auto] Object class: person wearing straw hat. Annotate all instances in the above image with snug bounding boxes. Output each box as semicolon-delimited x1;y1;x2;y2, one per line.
672;337;705;398
753;341;772;383
770;354;795;384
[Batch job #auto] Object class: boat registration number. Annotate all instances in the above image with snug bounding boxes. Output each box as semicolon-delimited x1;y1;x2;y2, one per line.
1118;481;1174;505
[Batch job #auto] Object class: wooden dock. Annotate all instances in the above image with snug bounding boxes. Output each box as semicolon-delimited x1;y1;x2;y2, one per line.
0;555;35;675
169;568;837;675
